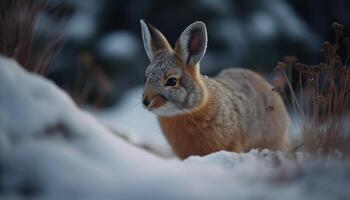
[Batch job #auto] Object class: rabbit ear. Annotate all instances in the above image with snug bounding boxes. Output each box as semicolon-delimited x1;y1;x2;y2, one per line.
140;19;172;61
175;21;207;66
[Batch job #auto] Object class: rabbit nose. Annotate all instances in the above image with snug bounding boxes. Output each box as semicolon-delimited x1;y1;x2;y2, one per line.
143;97;151;107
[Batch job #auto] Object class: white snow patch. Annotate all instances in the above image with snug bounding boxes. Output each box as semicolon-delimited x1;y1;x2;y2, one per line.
263;0;320;49
97;31;139;60
248;11;277;40
65;12;97;41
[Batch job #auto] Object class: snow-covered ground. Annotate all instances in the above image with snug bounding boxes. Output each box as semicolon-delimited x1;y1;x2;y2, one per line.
1;56;350;200
89;86;173;158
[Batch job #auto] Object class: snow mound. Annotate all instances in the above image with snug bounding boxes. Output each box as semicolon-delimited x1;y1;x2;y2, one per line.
0;56;349;200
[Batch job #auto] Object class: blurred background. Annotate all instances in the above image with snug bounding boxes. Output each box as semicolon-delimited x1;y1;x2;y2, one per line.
0;0;349;157
5;0;350;108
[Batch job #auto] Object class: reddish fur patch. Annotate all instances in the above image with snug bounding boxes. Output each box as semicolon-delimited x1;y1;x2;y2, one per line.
158;92;243;159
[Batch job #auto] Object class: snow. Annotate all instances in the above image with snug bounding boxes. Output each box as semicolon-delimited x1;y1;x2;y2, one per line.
263;0;320;49
90;86;173;158
248;11;277;40
97;31;139;60
65;12;97;41
0;55;350;200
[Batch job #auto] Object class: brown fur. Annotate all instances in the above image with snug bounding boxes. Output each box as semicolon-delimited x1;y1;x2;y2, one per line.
159;68;289;159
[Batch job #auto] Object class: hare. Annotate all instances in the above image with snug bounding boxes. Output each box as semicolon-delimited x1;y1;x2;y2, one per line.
140;20;289;159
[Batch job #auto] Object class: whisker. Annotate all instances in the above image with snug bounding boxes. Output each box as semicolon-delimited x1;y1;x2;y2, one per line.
130;102;141;111
134;90;143;96
130;92;143;101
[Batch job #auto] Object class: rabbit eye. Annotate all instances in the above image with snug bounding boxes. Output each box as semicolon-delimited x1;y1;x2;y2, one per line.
165;78;177;86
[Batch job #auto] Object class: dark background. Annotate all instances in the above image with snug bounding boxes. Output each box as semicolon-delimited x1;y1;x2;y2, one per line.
32;0;350;107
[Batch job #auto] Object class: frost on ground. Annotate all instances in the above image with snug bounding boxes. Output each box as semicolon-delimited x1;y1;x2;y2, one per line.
0;56;350;200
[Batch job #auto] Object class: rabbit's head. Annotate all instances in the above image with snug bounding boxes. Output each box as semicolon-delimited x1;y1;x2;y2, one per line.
140;20;208;116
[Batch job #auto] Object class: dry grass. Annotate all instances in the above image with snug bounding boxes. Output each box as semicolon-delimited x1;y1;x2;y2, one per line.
274;22;350;159
0;0;62;75
0;0;110;107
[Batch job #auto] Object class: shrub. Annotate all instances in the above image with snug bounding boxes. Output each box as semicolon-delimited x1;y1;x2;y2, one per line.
275;22;350;159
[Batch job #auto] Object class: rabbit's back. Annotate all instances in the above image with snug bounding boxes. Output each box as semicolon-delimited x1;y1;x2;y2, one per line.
213;68;289;150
